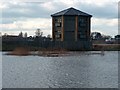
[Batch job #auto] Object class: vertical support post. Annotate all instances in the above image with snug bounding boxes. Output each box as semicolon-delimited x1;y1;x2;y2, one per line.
52;17;55;41
61;16;64;41
75;16;78;41
87;17;92;49
87;17;90;39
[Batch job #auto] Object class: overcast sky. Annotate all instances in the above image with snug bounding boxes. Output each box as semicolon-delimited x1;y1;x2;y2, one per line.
0;0;119;37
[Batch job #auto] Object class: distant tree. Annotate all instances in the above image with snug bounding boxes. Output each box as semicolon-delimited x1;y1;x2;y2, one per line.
0;32;1;37
18;32;23;37
24;32;28;38
102;35;112;40
3;33;8;36
47;34;51;38
97;33;102;38
91;32;102;40
115;35;120;40
29;36;32;38
35;29;43;37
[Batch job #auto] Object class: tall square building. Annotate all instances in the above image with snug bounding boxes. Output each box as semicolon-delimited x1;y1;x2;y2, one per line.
51;7;92;50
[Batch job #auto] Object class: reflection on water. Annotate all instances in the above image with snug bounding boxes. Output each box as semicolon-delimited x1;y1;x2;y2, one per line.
2;51;118;88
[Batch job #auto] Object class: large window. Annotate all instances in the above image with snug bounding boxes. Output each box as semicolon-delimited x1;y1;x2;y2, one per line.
55;17;62;27
79;18;87;27
58;18;62;22
78;32;87;39
55;34;61;39
55;23;61;27
55;18;62;23
57;30;61;34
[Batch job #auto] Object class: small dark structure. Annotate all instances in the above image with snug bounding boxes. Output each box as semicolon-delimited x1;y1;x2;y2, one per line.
51;7;92;50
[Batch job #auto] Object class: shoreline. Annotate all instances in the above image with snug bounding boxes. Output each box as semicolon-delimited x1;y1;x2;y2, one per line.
3;50;118;57
1;44;120;52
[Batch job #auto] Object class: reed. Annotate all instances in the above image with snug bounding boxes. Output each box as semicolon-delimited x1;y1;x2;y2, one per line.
6;47;30;56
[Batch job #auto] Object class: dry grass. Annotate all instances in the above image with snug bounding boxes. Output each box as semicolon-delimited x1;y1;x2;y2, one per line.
5;47;68;57
38;48;68;57
93;44;120;51
6;47;30;56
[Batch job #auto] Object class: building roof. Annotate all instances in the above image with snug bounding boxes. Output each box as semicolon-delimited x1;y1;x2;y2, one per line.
51;7;92;17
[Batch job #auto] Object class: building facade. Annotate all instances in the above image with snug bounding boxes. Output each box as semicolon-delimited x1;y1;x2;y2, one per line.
51;7;92;50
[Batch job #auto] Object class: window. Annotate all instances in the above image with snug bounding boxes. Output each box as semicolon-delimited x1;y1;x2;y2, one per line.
55;34;61;39
55;18;62;23
55;23;61;27
58;18;62;22
57;30;61;34
79;23;86;27
79;18;86;27
55;19;57;22
78;32;87;39
78;34;86;39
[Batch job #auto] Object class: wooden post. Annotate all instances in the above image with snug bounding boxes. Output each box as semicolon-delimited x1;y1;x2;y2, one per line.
87;17;90;39
75;16;78;41
52;17;55;41
61;16;64;41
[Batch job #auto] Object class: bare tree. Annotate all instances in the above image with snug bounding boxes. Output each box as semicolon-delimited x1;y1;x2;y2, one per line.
0;32;1;37
4;33;8;36
35;29;43;37
24;32;28;38
18;32;23;37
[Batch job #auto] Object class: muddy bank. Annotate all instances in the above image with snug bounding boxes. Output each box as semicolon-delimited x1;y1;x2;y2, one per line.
5;47;69;57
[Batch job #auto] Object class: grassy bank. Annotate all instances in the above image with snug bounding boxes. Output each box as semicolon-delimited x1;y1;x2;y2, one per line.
2;44;119;56
92;44;120;51
5;47;68;56
2;44;120;52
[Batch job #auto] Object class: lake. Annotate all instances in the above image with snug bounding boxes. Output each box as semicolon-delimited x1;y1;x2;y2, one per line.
2;51;118;88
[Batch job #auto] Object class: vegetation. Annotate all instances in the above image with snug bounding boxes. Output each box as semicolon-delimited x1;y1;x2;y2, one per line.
1;31;120;52
92;44;120;51
6;47;30;56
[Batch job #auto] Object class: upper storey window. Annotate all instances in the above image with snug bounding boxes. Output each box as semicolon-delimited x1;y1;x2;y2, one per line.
55;18;62;27
58;18;62;22
55;18;62;23
79;18;87;27
55;23;61;27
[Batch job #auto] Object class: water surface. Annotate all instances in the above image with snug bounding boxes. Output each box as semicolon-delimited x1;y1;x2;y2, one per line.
2;51;118;88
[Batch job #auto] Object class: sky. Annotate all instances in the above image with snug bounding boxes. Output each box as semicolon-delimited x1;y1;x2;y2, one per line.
0;0;119;37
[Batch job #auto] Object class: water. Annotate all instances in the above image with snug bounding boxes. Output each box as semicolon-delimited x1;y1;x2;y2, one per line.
2;51;118;88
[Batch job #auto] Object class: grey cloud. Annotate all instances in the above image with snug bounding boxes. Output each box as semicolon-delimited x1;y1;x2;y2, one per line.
1;1;118;24
1;1;67;24
1;17;26;24
77;3;117;19
2;2;55;18
1;18;14;24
